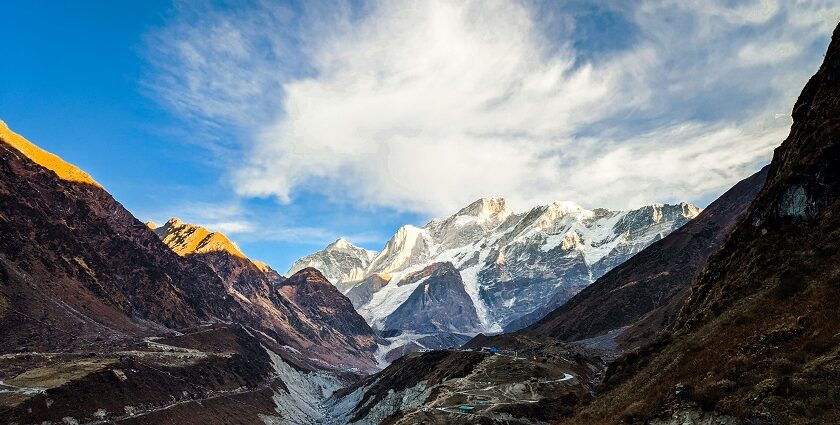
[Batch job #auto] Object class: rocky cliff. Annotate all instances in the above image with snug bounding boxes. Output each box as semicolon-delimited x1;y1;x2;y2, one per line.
567;21;840;424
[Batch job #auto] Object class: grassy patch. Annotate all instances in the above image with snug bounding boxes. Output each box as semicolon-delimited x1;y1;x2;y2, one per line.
7;358;115;388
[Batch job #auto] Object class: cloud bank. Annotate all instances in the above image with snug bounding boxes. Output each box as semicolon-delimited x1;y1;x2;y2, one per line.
147;0;840;215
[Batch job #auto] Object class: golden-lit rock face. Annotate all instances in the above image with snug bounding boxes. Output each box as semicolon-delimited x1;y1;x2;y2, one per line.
149;218;272;272
0;120;102;189
250;259;272;273
151;218;246;257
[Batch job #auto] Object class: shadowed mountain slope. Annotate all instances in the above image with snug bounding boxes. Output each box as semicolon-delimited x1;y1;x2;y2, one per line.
380;262;482;333
568;22;840;424
0;122;377;372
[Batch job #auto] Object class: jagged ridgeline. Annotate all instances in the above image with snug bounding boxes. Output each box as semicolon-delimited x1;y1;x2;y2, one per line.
290;198;700;334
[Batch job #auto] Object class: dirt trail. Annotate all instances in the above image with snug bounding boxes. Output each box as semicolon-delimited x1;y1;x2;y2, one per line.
396;351;580;424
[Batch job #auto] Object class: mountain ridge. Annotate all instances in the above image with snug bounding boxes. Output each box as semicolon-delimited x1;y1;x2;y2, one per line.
293;197;701;334
0;119;101;188
0;123;378;372
288;237;377;288
511;165;769;348
150;218;272;272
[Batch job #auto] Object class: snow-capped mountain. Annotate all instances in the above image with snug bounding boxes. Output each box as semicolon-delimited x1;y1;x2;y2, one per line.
287;237;378;289
294;197;700;333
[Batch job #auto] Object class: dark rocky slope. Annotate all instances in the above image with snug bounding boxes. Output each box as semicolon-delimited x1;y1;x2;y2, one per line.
150;218;380;370
0;122;380;423
196;251;378;371
381;262;482;333
567;22;840;424
0;123;377;371
276;267;377;352
0;326;281;425
0;127;228;351
515;166;768;350
345;273;390;308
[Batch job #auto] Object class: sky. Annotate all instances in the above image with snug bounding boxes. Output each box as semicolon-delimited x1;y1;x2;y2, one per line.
2;0;839;272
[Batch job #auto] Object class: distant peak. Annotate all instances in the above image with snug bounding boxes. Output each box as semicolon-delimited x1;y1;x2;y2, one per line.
680;202;702;218
643;202;702;220
154;218;243;257
145;221;158;230
530;201;588;229
328;237;356;250
392;224;425;242
165;217;184;227
398;224;422;233
458;197;510;219
546;201;585;214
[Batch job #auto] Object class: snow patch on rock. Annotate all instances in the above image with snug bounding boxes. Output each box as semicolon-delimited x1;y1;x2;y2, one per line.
262;346;342;424
349;381;432;425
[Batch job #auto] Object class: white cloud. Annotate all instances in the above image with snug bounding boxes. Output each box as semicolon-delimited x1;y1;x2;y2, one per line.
737;41;798;66
200;220;254;234
147;0;840;214
142;199;334;243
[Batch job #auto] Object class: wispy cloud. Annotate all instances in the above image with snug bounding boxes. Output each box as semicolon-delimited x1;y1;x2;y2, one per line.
141;197;380;247
199;220;255;235
145;0;840;215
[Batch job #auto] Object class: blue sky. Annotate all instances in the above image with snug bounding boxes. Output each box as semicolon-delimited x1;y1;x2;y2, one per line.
2;1;838;272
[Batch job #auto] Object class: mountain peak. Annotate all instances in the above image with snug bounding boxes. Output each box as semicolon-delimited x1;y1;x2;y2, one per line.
679;202;702;218
287;237;379;285
151;218;276;272
549;200;584;211
328;237;356;250
0;119;102;189
151;217;278;272
287;267;332;284
545;201;586;216
165;217;184;227
153;218;245;258
457;197;511;219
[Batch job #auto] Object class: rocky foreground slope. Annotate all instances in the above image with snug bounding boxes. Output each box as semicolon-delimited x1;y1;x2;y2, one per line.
562;22;840;424
0;121;377;423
